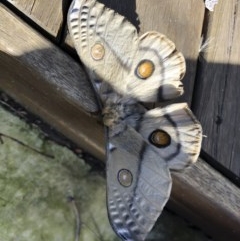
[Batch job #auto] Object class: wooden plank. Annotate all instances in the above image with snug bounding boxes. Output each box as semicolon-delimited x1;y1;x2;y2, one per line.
193;0;240;178
64;0;205;103
4;0;71;38
0;4;103;159
170;158;240;241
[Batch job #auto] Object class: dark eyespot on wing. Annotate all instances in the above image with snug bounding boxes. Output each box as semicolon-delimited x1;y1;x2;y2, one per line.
149;129;171;148
138;103;202;170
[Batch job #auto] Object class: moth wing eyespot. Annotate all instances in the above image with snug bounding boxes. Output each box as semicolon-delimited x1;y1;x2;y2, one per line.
149;129;171;148
118;169;133;187
136;59;155;79
91;43;105;60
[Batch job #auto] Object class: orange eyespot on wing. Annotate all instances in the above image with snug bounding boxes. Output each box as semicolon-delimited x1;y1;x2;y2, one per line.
149;129;171;148
136;60;155;79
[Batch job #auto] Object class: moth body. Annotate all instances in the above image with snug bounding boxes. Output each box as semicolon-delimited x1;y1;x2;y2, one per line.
102;90;145;137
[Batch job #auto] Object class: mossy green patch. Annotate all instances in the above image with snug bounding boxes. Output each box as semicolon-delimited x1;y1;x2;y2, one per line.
0;107;117;241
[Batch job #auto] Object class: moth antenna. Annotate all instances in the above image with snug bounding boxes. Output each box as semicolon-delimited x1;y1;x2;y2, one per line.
199;35;214;62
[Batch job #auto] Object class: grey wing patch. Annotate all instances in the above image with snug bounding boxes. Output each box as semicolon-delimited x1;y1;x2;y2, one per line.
127;32;186;102
67;0;139;96
138;103;202;171
107;126;172;241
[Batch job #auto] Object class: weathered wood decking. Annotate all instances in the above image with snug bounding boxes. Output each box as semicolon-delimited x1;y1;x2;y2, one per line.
194;1;240;179
1;0;240;240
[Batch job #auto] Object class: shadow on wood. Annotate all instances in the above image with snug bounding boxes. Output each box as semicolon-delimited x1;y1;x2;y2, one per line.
0;50;104;160
193;60;240;180
97;0;140;31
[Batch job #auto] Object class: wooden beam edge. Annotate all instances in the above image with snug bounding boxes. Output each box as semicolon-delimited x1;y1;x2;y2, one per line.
170;159;240;240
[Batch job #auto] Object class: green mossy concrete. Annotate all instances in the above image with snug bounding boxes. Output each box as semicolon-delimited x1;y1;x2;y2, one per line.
0;106;117;241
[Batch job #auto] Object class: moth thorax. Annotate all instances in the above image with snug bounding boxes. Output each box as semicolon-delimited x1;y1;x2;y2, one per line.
102;106;119;127
149;129;171;148
136;60;155;79
118;169;133;187
91;43;105;60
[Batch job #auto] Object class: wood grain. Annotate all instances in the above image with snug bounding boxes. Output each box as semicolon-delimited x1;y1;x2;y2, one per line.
64;0;205;103
5;0;71;38
0;4;103;158
194;0;240;178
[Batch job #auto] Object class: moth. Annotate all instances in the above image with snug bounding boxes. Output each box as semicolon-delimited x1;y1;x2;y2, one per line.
67;0;202;240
